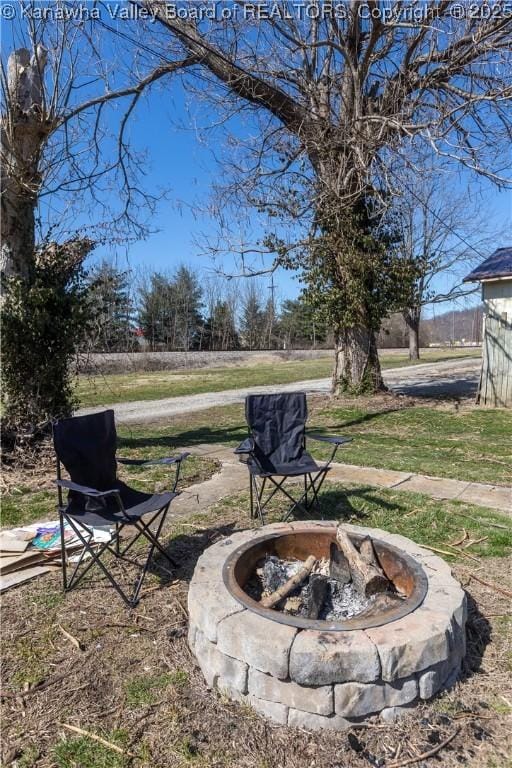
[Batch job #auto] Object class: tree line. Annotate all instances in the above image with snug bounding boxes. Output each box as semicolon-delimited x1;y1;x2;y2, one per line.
86;262;329;353
86;260;484;354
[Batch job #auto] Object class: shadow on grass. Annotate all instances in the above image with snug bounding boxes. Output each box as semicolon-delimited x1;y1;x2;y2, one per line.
393;375;478;401
117;403;410;453
118;423;247;452
297;486;407;522
314;404;408;431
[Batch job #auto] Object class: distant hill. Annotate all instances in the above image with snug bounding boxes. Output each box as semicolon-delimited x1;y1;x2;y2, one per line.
422;306;483;346
378;306;483;348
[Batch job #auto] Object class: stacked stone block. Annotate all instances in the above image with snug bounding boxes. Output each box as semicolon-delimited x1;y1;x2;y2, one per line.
188;523;466;731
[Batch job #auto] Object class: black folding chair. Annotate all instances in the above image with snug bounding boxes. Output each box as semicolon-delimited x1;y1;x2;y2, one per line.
53;409;189;607
234;392;351;524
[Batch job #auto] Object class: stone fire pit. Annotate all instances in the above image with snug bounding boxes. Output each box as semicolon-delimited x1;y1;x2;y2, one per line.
188;522;467;730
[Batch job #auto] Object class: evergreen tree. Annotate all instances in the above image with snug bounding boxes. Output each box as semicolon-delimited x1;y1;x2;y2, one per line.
86;261;136;352
172;265;204;351
138;272;174;350
138;266;204;350
240;285;265;350
278;297;327;349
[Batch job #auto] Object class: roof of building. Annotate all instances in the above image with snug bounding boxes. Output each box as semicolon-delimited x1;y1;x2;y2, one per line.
463;247;512;282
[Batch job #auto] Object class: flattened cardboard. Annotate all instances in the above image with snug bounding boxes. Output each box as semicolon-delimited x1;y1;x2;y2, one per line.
0;565;52;592
0;533;31;553
0;551;46;574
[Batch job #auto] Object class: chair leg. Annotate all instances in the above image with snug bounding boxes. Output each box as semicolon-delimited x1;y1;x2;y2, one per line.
253;476;268;524
116;505;177;568
61;511;173;608
129;503;170;606
131;517;178;567
249;474;254;519
59;510;68;591
63;516;136;606
250;465;332;525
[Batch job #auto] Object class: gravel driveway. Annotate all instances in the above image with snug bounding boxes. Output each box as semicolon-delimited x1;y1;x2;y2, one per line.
79;357;481;425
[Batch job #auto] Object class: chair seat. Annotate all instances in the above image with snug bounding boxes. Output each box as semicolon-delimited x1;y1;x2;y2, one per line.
64;482;177;527
248;453;330;478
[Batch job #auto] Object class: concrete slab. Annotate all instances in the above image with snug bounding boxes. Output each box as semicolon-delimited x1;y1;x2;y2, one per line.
457;483;511;513
168;455;247;521
164;445;510;525
393;475;470;500
329;463;412;489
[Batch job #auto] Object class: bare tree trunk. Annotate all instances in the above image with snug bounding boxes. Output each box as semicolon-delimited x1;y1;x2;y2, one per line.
331;324;384;395
0;191;36;280
404;308;421;361
1;47;50;281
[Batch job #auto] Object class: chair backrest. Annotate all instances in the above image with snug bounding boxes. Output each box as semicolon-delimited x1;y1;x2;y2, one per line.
245;392;307;470
53;410;118;491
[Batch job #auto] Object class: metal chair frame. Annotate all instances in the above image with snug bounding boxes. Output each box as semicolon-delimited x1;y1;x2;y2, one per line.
236;410;351;524
55;428;187;608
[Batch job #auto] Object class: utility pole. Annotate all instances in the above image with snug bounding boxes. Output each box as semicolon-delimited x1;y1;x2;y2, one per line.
267;274;276;349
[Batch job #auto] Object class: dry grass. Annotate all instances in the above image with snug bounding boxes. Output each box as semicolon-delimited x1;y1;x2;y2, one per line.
1;504;511;768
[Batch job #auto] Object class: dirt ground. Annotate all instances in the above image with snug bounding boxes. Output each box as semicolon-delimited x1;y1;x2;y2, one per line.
1;511;511;768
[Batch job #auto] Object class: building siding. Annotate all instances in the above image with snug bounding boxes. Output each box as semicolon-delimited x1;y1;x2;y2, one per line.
479;280;512;407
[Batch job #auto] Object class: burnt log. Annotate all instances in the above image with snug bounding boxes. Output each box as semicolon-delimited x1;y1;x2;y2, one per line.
304;574;328;619
260;555;317;608
359;536;378;567
329;542;351;584
335;527;390;597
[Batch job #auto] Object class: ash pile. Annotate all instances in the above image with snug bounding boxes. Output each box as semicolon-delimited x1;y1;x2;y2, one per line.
251;527;405;622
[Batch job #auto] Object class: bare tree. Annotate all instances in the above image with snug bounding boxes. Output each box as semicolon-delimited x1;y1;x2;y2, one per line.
201;273;241;350
240;280;265;349
141;0;512;393
395;176;498;359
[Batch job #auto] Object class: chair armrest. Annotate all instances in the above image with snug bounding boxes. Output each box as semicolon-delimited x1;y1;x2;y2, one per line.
118;452;190;467
307;434;352;446
55;479;120;498
234;437;255;455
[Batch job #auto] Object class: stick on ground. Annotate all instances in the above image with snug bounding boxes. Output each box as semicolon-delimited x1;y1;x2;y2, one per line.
60;724;135;757
387;727;460;767
57;624;84;651
469;573;512;599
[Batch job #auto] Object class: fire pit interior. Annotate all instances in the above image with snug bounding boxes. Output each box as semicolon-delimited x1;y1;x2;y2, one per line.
189;523;467;731
224;526;428;631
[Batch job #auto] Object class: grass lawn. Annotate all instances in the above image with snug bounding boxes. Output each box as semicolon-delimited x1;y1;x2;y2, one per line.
77;348;479;407
1;482;510;768
308;398;511;486
115;395;511;486
208;482;512;559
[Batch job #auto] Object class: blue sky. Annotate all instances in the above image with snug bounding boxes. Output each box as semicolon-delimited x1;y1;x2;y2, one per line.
89;73;307;305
